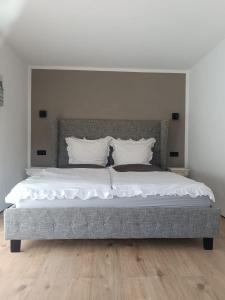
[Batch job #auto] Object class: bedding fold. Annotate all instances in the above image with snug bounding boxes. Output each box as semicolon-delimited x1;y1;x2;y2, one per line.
5;168;113;204
109;168;215;201
5;167;215;207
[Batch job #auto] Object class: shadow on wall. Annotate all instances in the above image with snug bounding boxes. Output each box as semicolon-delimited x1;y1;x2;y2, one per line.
191;169;225;216
0;0;27;47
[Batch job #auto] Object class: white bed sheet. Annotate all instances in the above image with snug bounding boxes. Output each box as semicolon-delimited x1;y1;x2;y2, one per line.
5;167;215;207
5;168;113;205
110;168;215;201
15;195;212;208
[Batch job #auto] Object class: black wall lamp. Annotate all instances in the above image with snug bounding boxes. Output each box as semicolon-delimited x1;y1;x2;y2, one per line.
39;110;47;118
172;112;179;120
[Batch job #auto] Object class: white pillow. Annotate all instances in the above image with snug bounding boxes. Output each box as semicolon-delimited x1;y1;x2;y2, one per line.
65;136;111;166
111;138;156;165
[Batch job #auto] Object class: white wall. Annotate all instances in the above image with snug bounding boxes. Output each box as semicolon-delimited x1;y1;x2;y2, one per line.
0;42;28;211
188;39;225;216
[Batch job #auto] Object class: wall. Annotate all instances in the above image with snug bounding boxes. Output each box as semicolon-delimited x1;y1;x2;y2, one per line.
188;39;225;216
31;70;186;167
0;42;28;211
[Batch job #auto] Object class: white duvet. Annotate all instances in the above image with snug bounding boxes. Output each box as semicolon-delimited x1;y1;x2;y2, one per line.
110;168;215;201
5;167;215;205
5;168;113;205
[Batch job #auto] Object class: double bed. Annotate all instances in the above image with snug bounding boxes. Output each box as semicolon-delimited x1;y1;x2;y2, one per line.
4;119;220;252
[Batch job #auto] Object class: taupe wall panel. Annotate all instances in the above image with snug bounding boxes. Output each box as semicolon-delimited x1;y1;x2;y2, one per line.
31;70;186;167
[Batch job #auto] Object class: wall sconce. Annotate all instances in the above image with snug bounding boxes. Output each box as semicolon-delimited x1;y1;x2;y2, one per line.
172;113;179;120
39;110;47;118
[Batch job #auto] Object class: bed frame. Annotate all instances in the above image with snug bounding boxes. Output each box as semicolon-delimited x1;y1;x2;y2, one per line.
4;119;220;252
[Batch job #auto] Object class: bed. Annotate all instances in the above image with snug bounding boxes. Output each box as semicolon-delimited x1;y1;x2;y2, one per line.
4;119;220;252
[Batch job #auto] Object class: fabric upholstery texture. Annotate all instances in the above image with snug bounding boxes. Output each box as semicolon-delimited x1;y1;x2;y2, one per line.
113;164;162;172
56;119;169;169
4;206;220;240
59;164;105;169
6;119;219;242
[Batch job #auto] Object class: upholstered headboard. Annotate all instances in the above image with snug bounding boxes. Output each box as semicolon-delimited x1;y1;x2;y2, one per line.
55;119;169;169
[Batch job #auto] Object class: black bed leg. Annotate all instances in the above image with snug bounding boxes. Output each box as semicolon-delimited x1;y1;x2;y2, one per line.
203;238;213;250
10;240;21;252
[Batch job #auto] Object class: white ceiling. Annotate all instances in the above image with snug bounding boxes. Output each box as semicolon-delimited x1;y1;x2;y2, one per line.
2;0;225;70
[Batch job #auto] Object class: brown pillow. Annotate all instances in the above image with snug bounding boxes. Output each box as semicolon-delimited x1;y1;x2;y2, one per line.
113;164;162;172
60;164;105;169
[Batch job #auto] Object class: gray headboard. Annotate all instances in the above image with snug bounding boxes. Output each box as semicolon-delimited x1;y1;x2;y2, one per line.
55;119;169;169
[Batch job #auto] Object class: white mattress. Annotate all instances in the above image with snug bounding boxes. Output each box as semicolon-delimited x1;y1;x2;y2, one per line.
15;195;212;208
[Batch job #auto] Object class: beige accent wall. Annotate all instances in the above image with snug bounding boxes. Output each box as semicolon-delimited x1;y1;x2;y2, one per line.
0;43;28;211
31;69;186;167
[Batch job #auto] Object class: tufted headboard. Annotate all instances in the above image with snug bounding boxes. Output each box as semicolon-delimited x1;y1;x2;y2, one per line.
54;119;169;169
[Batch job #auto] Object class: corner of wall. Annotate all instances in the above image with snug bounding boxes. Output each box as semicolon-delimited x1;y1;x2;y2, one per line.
185;70;190;168
27;66;32;168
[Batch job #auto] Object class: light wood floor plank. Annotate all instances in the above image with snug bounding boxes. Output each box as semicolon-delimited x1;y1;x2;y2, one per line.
0;214;225;300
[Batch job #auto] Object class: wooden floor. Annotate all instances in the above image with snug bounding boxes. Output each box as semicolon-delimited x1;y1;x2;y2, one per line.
1;215;225;300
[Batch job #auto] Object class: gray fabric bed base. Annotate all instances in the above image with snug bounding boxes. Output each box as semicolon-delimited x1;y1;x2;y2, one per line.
4;206;220;240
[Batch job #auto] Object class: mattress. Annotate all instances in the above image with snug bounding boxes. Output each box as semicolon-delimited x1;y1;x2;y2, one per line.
15;195;212;208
